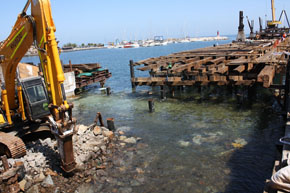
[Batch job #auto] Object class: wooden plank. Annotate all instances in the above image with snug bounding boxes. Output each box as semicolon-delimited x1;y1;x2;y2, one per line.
229;76;243;81
257;65;275;88
233;65;245;73
195;75;208;82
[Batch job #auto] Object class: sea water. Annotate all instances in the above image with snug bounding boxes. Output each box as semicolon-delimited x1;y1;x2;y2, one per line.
22;38;284;192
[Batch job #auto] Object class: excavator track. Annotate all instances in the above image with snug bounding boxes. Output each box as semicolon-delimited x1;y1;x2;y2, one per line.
0;132;26;158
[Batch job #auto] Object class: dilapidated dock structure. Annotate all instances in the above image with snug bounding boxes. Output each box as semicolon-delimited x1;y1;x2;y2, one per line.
130;39;289;96
63;61;112;89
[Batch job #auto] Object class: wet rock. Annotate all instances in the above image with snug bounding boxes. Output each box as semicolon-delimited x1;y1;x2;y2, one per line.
93;126;102;136
119;131;125;135
178;140;191;147
124;137;137;144
119;136;127;141
192;135;202;145
234;138;247;146
117;126;131;132
119;187;133;193
41;175;54;187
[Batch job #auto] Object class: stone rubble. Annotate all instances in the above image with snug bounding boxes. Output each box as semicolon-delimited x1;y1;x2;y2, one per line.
0;124;145;193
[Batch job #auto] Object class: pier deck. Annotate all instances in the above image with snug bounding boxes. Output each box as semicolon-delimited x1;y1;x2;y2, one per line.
63;61;112;89
131;39;290;90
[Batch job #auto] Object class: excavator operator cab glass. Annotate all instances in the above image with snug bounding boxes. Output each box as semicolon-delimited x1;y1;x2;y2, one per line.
26;84;47;103
21;76;50;120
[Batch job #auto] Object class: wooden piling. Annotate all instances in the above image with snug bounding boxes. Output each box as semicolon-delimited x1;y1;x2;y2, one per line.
148;99;155;113
107;118;115;131
106;87;111;95
95;112;104;126
130;60;136;90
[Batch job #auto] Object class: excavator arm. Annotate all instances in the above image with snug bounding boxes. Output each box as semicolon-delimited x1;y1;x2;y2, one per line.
0;0;76;172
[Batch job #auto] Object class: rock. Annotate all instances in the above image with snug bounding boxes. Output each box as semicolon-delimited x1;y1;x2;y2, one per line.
101;145;107;153
19;179;27;191
41;138;53;147
136;168;144;174
118;131;125;135
178;140;191;147
103;130;114;140
45;168;58;176
26;185;39;193
117;126;131;132
35;172;45;183
75;184;95;193
93;126;102;136
77;125;88;135
119;187;133;193
41;175;54;187
119;135;127;141
124;137;137;144
192;135;202;145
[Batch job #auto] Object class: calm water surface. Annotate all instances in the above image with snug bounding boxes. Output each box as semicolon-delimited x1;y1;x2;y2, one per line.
22;39;284;192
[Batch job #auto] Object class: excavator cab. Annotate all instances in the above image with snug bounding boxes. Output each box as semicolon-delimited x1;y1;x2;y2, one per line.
20;76;50;120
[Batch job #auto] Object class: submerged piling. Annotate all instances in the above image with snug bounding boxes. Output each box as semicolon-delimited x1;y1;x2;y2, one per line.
107;118;115;131
106;87;111;95
148;99;155;113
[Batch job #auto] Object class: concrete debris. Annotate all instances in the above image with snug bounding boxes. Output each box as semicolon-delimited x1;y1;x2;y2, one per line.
41;175;54;187
123;137;137;144
0;124;144;193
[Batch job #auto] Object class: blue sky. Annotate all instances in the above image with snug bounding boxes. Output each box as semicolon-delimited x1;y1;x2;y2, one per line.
1;0;290;45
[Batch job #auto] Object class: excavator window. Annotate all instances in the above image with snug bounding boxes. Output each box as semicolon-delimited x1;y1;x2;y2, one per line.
26;84;46;103
21;77;50;120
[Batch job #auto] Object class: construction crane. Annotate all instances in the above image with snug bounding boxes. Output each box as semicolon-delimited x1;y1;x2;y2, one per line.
0;0;76;173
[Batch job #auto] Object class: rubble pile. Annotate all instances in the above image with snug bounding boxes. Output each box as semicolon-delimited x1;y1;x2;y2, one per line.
0;124;144;193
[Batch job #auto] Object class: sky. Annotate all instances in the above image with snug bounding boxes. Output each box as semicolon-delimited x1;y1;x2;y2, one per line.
1;0;290;45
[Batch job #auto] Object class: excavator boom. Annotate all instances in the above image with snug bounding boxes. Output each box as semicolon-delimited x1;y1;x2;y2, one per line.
0;0;76;172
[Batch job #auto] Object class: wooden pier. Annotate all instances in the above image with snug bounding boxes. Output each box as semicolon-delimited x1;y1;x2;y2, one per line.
63;61;112;89
130;39;290;95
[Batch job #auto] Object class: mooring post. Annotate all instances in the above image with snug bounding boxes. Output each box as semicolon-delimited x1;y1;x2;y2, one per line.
106;87;111;95
129;60;136;91
148;99;155;113
69;60;73;72
95;112;104;126
107;118;115;131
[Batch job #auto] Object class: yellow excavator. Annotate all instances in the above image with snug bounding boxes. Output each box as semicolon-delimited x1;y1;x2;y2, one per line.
0;0;76;172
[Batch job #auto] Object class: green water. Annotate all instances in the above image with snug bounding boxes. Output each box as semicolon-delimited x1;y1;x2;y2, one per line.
22;39;284;192
71;88;283;193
